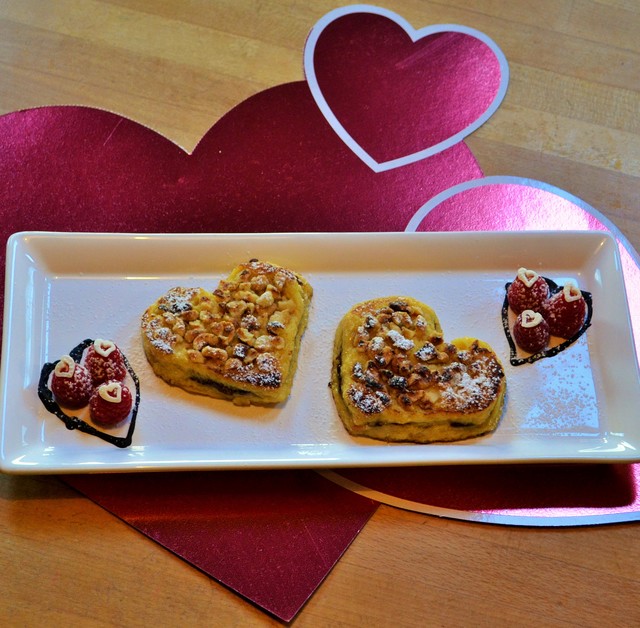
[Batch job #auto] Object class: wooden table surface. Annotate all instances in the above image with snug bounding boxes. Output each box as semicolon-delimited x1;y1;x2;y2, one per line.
1;1;639;625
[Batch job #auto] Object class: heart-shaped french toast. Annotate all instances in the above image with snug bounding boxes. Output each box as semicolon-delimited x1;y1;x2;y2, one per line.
141;260;313;405
330;296;506;443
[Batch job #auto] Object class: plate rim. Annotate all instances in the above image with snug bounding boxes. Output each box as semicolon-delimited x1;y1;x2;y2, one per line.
2;229;639;473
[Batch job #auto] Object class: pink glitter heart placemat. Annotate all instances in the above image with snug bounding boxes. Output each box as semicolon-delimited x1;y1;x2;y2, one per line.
322;176;640;528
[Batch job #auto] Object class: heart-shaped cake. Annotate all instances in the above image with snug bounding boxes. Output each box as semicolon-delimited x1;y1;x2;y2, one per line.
330;296;506;443
141;260;313;405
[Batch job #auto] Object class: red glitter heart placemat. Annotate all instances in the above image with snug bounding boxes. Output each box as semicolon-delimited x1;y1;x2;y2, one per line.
64;471;377;622
0;7;493;620
304;5;507;171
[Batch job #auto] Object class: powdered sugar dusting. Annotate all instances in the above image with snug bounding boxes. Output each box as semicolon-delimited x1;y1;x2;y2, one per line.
415;343;437;361
347;384;391;415
386;329;414;351
143;317;177;354
158;287;199;314
440;366;501;413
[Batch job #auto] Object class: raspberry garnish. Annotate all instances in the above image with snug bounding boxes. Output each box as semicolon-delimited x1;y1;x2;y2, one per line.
89;380;133;425
507;268;550;314
85;339;127;385
543;282;587;338
50;355;93;408
512;310;550;354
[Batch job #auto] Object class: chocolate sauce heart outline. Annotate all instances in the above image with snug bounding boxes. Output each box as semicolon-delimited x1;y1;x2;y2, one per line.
304;4;510;173
38;338;140;448
501;277;593;366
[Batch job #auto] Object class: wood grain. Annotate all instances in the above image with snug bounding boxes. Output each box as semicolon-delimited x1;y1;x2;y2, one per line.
1;1;639;625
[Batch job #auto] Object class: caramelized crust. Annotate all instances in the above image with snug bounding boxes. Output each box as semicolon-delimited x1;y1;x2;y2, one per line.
141;260;312;405
331;296;506;442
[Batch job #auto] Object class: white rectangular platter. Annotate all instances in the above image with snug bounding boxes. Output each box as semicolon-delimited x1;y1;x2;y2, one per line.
2;230;639;473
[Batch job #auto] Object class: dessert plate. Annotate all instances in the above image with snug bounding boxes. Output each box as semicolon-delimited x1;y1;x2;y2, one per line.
1;231;639;473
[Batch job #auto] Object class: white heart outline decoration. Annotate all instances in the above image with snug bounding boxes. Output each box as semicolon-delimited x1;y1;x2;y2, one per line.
404;175;640;252
304;4;510;173
99;381;122;404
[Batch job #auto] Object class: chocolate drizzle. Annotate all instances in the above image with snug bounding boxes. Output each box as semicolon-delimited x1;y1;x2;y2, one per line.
502;278;593;366
38;339;140;448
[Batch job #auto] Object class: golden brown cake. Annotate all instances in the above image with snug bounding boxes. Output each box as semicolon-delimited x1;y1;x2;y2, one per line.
141;260;312;405
330;296;506;443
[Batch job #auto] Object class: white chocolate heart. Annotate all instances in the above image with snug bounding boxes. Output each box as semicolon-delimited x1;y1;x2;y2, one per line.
94;338;116;357
521;310;544;328
54;355;76;378
98;381;122;403
562;281;582;302
517;267;539;289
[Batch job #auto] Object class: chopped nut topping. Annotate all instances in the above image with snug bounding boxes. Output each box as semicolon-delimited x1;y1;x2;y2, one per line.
225;357;243;372
202;346;227;362
250;275;268;294
241;314;260;330
236;327;255;345
141;260;308;391
342;298;504;416
187;349;205;363
256;290;274;308
192;333;218;351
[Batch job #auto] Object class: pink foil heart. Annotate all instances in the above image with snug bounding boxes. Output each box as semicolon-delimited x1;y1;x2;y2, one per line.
325;463;640;526
305;6;508;171
405;176;640;362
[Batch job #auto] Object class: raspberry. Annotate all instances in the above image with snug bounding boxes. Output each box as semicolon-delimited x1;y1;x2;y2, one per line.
50;355;93;408
543;282;587;338
512;310;550;354
85;339;127;385
507;268;549;314
89;380;133;425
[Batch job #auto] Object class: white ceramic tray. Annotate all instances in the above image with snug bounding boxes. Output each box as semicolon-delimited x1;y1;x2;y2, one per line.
2;231;639;473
